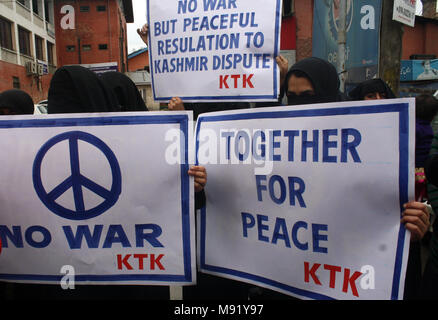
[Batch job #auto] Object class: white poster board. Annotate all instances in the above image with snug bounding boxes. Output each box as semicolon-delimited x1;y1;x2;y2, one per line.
393;0;417;27
195;99;415;300
147;0;282;102
0;112;195;286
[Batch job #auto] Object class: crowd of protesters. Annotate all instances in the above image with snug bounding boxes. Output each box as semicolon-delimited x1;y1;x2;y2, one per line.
0;23;436;300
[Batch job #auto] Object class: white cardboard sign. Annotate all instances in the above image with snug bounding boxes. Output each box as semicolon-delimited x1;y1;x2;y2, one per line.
195;99;415;300
147;0;282;102
0;112;195;286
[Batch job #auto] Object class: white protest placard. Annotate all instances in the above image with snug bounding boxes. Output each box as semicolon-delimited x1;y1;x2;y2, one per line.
147;0;282;102
393;0;417;27
195;99;415;300
0;112;195;285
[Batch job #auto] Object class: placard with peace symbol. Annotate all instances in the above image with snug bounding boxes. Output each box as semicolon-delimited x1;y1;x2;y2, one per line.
0;112;195;285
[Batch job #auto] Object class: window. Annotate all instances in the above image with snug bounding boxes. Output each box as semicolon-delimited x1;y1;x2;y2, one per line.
44;0;53;23
17;0;31;9
18;27;31;56
33;0;40;15
47;42;54;65
97;5;106;12
98;44;108;50
0;17;13;50
66;45;75;52
12;77;20;89
35;35;44;60
82;45;91;51
80;6;90;12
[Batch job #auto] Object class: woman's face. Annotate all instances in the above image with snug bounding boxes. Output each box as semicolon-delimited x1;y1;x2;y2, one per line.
287;75;315;97
364;92;387;100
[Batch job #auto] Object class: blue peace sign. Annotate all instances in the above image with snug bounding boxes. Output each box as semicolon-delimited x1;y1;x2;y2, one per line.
33;131;122;220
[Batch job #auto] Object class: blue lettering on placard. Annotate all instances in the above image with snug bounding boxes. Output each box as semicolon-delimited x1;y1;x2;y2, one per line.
136;224;164;248
269;130;281;161
323;129;338;163
268;175;287;205
241;212;255;238
252;130;266;160
292;221;308;251
284;130;299;161
203;0;237;11
62;224;164;249
235;130;251;161
63;225;103;249
302;130;319;162
178;0;197;14
222;131;235;160
0;226;24;248
240;213;328;254
102;225;131;248
257;214;270;242
220;129;362;164
341;129;362;163
24;226;51;248
271;218;291;248
312;224;328;253
0;225;51;248
255;175;306;208
154;19;177;37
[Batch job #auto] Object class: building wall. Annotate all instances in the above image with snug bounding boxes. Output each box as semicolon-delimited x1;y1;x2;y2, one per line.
402;23;426;59
128;51;149;72
424;23;438;56
0;0;56;103
280;16;296;50
54;0;129;72
294;0;313;62
0;60;52;102
402;20;438;59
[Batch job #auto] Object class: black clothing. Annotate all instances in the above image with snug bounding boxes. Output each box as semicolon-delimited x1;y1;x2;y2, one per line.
348;78;396;101
48;65;119;114
4;66;169;300
284;57;343;106
0;89;34;115
99;72;148;112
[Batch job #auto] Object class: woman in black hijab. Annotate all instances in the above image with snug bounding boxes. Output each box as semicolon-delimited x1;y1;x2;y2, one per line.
284;57;343;106
48;65;119;114
99;72;148;112
0;89;34;115
35;66;171;300
348;78;396;101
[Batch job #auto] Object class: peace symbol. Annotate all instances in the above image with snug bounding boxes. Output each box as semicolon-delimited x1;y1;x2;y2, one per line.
33;131;122;220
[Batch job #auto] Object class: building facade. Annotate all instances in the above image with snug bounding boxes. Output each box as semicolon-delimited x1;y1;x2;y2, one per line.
0;0;56;103
54;0;133;73
402;16;438;60
126;71;159;111
128;47;149;72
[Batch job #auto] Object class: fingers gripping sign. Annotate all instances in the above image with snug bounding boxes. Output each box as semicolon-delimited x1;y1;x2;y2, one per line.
137;23;149;45
276;55;289;83
401;201;431;242
168;97;185;111
188;166;207;193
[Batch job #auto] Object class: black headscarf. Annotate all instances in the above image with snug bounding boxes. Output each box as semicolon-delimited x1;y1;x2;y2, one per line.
99;72;148;112
48;65;119;114
284;57;342;106
0;89;34;115
348;78;396;101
